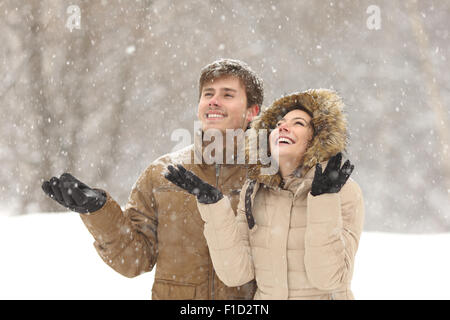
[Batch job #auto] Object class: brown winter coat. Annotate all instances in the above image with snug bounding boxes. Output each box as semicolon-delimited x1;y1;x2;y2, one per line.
197;89;365;299
79;129;256;300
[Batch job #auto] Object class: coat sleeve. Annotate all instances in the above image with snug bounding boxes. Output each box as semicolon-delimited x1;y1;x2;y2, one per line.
79;165;158;278
196;181;255;287
304;179;364;290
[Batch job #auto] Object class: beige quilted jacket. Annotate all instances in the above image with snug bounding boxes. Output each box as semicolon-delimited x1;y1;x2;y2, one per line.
198;162;364;299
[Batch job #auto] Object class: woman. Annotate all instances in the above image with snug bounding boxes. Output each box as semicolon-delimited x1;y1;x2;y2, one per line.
165;89;364;300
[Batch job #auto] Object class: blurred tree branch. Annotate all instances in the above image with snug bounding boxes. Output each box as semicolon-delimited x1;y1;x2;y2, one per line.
406;0;450;190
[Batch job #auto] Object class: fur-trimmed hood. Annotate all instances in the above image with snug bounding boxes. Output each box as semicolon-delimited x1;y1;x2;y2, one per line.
246;88;348;188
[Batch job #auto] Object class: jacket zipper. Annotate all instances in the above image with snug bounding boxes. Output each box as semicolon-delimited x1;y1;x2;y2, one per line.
210;164;221;300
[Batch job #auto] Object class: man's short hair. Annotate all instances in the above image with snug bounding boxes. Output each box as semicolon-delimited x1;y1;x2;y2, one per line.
199;58;264;113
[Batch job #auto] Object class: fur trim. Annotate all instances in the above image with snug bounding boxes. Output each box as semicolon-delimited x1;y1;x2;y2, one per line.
246;89;348;188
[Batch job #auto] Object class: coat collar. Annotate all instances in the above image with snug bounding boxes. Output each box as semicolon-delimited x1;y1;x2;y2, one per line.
254;160;327;189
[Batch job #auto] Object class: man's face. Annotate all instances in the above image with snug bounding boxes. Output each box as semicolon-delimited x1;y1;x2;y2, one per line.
197;76;257;133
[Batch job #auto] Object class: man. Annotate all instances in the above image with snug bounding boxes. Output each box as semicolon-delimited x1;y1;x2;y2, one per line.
42;58;263;299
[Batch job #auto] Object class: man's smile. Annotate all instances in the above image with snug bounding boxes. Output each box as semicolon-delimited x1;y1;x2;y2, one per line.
205;110;227;120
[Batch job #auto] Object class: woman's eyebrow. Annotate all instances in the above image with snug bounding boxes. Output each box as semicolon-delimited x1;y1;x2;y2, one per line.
292;117;307;122
279;117;308;122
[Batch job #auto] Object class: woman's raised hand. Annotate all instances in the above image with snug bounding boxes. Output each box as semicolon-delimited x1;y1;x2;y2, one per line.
310;152;354;196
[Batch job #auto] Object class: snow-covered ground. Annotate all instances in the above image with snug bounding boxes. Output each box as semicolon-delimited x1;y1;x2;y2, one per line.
0;213;449;300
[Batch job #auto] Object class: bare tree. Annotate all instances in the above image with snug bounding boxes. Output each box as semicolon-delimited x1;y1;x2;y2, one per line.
405;0;450;189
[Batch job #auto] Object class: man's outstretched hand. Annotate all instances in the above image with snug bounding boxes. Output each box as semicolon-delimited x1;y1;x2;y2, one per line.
42;173;106;214
164;164;223;204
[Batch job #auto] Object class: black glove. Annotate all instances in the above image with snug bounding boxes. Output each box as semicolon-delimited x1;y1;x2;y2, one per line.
310;152;354;197
164;164;223;204
42;173;107;214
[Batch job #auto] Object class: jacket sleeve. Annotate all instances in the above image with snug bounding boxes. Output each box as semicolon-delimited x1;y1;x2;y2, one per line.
79;165;158;278
304;179;364;290
197;182;255;287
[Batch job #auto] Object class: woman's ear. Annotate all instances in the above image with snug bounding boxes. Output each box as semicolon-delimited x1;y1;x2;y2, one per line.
306;130;315;149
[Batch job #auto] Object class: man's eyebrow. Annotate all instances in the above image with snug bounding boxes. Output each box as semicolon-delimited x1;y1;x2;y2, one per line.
202;87;237;93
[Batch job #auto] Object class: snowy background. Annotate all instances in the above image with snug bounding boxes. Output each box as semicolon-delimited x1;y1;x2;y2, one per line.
1;213;449;300
1;0;449;232
0;0;449;300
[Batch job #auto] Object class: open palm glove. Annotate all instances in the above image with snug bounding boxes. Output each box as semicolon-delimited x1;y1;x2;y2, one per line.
310;152;354;197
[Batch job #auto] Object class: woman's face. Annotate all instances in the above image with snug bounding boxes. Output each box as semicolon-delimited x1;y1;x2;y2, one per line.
269;109;314;167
